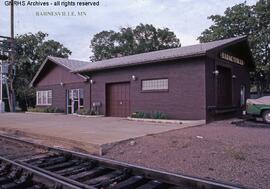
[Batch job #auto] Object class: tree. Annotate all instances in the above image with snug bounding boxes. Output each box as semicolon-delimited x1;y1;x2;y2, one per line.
198;0;270;96
13;32;71;110
90;24;181;61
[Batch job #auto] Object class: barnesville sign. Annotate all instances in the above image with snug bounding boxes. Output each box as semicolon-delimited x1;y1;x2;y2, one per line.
220;52;245;66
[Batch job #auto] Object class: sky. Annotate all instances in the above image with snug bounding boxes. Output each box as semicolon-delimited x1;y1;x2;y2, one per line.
0;0;258;61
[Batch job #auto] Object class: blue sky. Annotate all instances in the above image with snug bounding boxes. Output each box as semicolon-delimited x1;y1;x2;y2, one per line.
0;0;258;61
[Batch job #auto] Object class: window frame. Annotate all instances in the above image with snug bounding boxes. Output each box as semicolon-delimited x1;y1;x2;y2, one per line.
141;78;169;92
66;88;84;114
36;90;52;106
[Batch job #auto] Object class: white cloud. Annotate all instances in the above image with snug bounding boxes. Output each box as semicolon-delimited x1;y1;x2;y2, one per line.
0;0;258;61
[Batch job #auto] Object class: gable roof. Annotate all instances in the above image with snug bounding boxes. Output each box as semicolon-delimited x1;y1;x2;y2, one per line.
48;56;90;71
29;56;89;87
74;36;248;73
30;36;252;87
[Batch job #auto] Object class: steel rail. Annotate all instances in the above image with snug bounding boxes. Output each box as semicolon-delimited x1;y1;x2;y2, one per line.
0;156;83;189
0;133;252;189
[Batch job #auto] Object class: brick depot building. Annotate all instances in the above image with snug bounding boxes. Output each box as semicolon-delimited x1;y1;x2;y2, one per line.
30;36;254;122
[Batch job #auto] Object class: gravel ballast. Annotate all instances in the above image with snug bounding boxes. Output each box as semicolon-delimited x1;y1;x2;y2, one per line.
104;120;270;189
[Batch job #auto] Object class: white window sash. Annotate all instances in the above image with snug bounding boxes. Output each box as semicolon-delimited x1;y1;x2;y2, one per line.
142;79;168;91
36;90;52;105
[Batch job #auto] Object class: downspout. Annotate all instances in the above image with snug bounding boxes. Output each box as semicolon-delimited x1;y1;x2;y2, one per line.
90;79;92;112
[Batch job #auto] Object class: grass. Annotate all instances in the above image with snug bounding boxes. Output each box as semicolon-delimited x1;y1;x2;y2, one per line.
226;148;247;161
170;140;191;149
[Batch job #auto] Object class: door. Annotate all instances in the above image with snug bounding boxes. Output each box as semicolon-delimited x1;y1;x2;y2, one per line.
217;66;232;107
72;89;79;113
67;89;84;114
240;85;246;107
106;82;130;117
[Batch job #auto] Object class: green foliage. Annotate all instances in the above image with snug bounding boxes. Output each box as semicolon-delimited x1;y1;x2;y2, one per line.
14;32;72;110
131;111;167;119
198;0;270;95
76;108;97;115
131;112;147;118
28;107;64;113
151;111;167;119
90;23;181;61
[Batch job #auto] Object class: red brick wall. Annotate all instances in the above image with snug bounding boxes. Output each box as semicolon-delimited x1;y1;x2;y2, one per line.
36;83;90;113
205;56;251;121
35;63;90;113
36;63;84;86
88;57;206;120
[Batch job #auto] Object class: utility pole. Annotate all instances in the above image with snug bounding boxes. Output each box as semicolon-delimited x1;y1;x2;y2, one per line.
0;0;16;112
0;36;10;113
0;63;2;108
7;0;16;112
0;35;12;113
11;0;14;39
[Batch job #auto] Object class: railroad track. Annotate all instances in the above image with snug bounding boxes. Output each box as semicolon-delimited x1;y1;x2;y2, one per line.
0;134;250;189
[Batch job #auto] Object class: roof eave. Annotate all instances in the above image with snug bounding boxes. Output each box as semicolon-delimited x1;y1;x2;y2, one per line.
29;56;88;88
205;36;255;70
29;57;50;88
206;36;248;54
70;71;89;81
73;53;206;73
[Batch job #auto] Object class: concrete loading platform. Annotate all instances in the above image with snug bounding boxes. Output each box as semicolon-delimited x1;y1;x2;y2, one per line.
0;113;204;155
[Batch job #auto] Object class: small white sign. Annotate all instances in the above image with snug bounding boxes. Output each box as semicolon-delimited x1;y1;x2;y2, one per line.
1;62;9;74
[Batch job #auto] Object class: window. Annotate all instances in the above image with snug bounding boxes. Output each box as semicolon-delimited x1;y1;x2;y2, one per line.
142;79;168;91
79;88;84;107
36;90;52;105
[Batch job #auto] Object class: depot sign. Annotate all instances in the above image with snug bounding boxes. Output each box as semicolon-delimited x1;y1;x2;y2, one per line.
220;52;245;66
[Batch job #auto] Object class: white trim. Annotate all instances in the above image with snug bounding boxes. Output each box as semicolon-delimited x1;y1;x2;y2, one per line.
67;88;84;114
36;90;52;106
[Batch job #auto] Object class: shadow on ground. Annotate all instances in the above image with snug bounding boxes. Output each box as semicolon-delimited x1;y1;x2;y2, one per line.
232;120;270;128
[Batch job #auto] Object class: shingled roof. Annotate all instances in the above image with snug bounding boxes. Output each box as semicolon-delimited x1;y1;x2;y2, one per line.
74;36;247;73
30;56;89;87
47;56;89;71
30;36;250;87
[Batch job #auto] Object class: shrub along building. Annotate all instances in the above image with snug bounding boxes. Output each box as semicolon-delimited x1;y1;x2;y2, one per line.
30;36;254;122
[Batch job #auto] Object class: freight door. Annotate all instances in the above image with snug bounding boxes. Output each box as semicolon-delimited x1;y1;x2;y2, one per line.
106;82;130;117
217;66;232;107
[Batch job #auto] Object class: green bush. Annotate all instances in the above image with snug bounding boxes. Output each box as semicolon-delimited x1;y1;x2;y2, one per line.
151;111;167;119
53;107;64;113
131;111;167;119
27;107;42;112
27;107;64;113
131;112;149;118
77;108;97;115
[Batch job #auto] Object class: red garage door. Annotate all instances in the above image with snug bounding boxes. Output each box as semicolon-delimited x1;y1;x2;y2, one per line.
106;82;130;117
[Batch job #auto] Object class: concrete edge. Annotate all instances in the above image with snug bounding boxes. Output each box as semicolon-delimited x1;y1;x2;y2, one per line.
25;112;65;115
71;114;105;118
0;127;102;155
127;117;206;125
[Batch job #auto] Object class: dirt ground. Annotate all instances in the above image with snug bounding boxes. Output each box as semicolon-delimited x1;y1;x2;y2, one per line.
104;120;270;189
